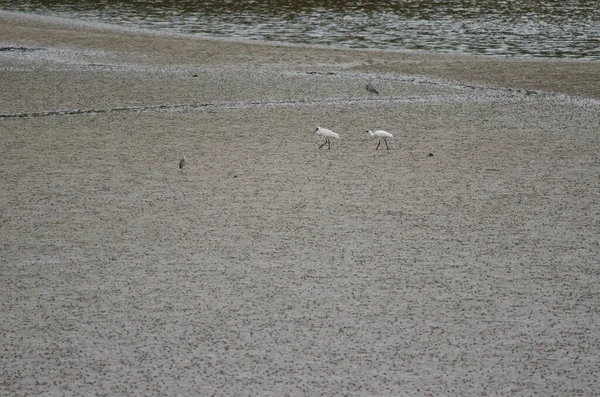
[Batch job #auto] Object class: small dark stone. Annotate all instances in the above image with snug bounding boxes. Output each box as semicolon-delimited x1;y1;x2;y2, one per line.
428;153;434;157
192;74;198;77
233;175;238;178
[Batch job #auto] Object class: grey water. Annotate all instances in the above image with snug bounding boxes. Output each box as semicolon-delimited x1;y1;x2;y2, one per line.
2;0;599;60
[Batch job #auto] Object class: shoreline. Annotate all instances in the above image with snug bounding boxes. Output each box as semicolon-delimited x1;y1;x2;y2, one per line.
2;10;600;396
2;10;599;100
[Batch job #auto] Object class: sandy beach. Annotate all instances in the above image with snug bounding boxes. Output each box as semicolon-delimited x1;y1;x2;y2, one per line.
1;10;600;396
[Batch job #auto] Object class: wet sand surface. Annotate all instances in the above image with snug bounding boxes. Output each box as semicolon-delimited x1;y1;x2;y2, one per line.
1;11;600;396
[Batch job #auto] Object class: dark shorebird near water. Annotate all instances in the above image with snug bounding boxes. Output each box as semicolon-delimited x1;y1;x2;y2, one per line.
366;83;380;95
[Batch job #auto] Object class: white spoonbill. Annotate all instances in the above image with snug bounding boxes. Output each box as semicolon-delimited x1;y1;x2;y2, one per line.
313;126;339;149
364;130;393;150
179;152;186;171
366;83;380;95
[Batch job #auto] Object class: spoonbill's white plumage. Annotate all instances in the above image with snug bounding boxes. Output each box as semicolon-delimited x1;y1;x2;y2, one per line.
364;130;393;150
179;152;186;171
312;126;339;149
366;83;380;95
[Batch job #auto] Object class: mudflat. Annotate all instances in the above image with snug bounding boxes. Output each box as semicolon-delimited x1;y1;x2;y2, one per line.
1;11;599;396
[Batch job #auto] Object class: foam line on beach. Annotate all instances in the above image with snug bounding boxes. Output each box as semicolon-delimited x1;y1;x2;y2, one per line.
0;92;537;119
2;91;596;120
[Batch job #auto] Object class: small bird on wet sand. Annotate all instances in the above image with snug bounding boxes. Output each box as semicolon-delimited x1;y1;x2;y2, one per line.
179;152;186;171
366;83;380;95
312;126;339;149
364;130;393;150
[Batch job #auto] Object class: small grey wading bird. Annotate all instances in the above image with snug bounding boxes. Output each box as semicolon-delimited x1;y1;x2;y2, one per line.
313;126;339;149
366;83;380;95
364;130;393;150
179;152;186;171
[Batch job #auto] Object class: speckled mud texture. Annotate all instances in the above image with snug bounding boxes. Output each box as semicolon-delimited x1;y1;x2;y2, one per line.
1;11;600;397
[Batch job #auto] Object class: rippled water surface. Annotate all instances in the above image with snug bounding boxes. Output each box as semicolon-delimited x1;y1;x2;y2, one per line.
2;0;599;59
